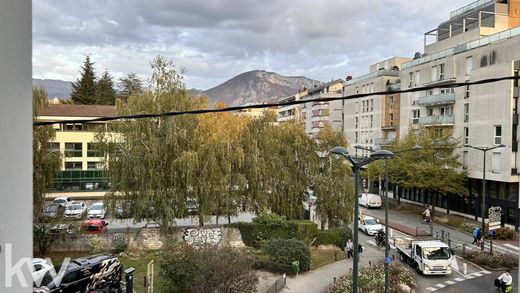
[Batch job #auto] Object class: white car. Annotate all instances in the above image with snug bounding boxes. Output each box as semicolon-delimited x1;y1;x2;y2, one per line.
53;196;73;207
64;202;86;218
32;258;53;285
359;193;382;208
358;216;383;236
87;202;106;219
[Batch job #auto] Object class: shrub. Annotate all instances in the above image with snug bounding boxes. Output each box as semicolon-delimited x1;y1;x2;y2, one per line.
263;238;311;272
292;220;318;244
464;251;518;269
160;243;258;292
253;259;296;275
337;227;353;248
236;221;294;249
316;229;341;247
494;227;515;240
87;236;105;254
330;261;416;292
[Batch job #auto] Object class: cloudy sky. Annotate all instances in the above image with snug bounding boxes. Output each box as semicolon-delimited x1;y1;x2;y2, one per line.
33;0;470;90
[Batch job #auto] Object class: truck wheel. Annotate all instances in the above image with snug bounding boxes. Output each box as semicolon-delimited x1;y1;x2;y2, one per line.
399;253;405;262
415;264;422;275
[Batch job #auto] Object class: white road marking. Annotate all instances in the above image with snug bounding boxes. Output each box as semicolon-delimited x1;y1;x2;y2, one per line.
435;283;446;288
454;277;464;282
445;280;455;285
503;243;520;251
426;287;437;291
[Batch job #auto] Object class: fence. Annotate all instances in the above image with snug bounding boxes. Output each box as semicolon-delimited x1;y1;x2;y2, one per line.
265;274;287;293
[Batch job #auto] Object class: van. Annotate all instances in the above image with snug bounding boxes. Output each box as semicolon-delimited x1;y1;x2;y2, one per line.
359;193;382;208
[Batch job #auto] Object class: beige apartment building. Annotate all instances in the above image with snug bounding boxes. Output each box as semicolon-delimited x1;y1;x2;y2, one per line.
342;57;410;157
37;104;116;198
399;0;520;229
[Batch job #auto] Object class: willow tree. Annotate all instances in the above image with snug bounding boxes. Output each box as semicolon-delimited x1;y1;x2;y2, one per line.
313;123;354;229
33;87;61;255
101;56;205;230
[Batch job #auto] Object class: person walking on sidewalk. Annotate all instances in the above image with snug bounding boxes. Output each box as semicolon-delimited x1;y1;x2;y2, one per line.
476;228;483;245
472;227;478;244
345;239;353;259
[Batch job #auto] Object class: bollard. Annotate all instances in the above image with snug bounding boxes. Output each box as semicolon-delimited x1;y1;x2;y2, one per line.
430;225;433;236
333;277;337;284
389;228;393;238
463;244;466;255
462;263;467;275
490;240;493;255
125;267;135;293
335;251;337;261
441;230;445;242
392;254;395;260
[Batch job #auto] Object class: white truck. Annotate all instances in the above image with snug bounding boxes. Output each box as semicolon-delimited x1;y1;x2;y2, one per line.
395;238;453;275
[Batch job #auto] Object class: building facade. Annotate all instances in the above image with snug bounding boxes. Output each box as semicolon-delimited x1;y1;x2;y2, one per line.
399;0;520;229
37;104;116;198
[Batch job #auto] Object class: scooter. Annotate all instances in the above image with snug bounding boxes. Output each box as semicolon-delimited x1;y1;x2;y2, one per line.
375;233;386;247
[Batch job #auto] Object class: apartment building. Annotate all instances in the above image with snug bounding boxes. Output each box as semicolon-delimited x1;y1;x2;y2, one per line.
399;0;520;229
343;57;411;157
277;80;344;137
37;104;116;198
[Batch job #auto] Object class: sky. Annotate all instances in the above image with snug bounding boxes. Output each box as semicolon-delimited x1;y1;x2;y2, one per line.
33;0;471;90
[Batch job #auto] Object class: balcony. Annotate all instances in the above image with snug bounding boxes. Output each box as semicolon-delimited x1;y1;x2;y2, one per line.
418;115;455;126
346;69;399;85
387;83;400;91
418;93;455;107
65;150;83;157
374;138;396;146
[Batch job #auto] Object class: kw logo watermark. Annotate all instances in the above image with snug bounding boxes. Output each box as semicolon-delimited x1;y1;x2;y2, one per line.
3;244;70;289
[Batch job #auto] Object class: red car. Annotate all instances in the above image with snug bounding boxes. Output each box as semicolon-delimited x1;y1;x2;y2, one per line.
81;219;108;234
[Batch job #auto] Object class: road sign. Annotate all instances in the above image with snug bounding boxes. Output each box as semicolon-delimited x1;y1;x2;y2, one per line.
488;221;501;231
384;256;393;264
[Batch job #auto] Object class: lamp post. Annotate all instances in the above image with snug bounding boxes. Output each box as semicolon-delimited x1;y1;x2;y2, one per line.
331;146;394;293
355;144;421;293
464;144;506;251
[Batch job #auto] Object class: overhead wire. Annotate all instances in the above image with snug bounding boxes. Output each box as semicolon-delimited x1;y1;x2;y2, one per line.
34;75;520;126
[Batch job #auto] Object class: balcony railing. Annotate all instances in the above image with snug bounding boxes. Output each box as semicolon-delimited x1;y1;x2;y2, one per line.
346;69;399;85
374;138;396;145
450;0;494;18
418;93;455;106
418;115;455;125
65;150;83;157
387;83;400;91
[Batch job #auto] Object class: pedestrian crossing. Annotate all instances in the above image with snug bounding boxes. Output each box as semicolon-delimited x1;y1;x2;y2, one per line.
425;270;492;291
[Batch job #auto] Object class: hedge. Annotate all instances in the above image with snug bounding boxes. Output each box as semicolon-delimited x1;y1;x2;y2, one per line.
263;238;311;272
315;227;352;248
292;220;318;244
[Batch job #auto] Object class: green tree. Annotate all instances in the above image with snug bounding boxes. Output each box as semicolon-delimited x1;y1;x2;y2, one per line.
71;55;97;104
95;70;116;105
160;244;258;293
313;123;354;229
32;87;62;255
117;73;143;102
100;56;205;230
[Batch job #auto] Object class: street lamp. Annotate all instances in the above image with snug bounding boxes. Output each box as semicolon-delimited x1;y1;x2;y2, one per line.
464;144;506;251
355;144;421;293
330;146;394;293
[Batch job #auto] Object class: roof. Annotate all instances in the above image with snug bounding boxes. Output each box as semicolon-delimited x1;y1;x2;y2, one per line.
414;240;449;248
38;104;117;117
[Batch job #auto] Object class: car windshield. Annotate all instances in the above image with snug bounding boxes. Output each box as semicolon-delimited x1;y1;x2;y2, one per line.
91;204;103;211
83;225;99;231
364;219;377;225
55;199;65;204
68;204;82;210
422;247;451;260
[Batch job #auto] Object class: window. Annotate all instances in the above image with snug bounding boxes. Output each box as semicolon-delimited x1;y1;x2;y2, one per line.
355;131;358;143
370;99;374;112
412;110;420;124
355;117;358;128
495;125;502;144
465;85;470;99
492;152;501;173
370;115;374;128
439;64;445;80
440;106;452;116
466;56;473;75
87;143;102;157
464;103;469;122
65;143;82;157
415;70;421;86
65;162;82;170
428;108;434;116
49;142;59;153
64;123;84;131
463;151;468;170
87;162;103;169
464;127;469;145
409;72;413;87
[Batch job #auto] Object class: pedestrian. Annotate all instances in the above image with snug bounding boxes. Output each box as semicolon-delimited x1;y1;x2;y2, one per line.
345;239;353;259
472;227;478;244
476;228;483;245
358;243;363;254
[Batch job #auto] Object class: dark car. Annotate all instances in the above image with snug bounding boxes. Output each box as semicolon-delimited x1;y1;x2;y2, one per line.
33;254;122;293
43;204;64;218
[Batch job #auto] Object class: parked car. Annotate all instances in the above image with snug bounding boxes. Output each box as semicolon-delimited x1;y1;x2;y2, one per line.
114;201;132;219
64;202;87;219
359;193;382;208
87;202;106;219
358;216;383;236
49;223;78;234
81;219;109;234
32;258;53;287
33;254;122;293
43;203;63;218
53;196;73;208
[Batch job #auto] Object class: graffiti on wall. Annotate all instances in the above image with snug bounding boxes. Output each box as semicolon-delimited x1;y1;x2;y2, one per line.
184;228;222;246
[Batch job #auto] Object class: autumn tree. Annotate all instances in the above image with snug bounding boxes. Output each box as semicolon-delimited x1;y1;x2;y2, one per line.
32;87;62;255
313;123;354;229
71;55;97;104
95;70;116;105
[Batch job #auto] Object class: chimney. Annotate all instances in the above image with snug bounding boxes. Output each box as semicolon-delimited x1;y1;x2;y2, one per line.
346;76;352;81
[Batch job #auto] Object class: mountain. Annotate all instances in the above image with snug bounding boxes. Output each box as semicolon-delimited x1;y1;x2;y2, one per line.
32;78;72;99
201;70;322;106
